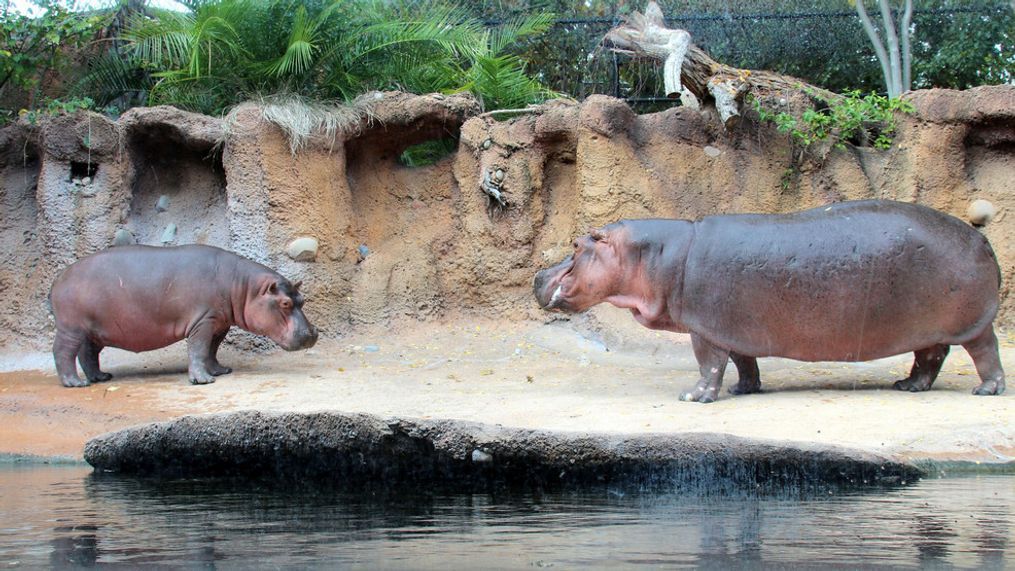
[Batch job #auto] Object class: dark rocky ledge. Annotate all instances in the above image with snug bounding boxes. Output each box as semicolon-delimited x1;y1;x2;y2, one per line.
84;411;922;492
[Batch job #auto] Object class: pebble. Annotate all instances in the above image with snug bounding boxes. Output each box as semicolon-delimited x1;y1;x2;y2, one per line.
471;449;493;463
285;236;319;262
160;223;177;244
703;145;722;158
363;345;380;353
112;228;135;246
155;195;171;212
967;199;996;226
357;244;370;260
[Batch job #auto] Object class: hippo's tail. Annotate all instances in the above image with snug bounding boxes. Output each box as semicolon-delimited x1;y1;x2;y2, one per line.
982;235;1002;289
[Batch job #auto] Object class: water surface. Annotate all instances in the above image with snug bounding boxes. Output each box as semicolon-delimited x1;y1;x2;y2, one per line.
1;464;1012;569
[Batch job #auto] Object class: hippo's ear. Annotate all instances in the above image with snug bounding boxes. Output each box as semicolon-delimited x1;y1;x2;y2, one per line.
588;227;606;241
292;280;302;292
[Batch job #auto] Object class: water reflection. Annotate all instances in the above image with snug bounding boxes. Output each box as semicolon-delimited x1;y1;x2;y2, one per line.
0;465;1011;568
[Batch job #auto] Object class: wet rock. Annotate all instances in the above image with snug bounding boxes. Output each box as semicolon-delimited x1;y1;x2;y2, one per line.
112;229;135;246
286;237;319;262
160;223;177;244
967;199;996;226
155;195;171;213
82;411;924;491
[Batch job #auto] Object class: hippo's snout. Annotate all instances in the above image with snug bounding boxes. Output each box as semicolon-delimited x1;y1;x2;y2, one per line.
533;270;553;308
281;318;318;351
533;256;572;310
295;324;319;350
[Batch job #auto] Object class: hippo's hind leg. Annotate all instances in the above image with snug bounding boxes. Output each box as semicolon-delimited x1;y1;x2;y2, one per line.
205;330;233;377
894;344;949;392
53;328;88;388
728;352;761;395
962;327;1006;396
680;333;731;404
77;339;112;383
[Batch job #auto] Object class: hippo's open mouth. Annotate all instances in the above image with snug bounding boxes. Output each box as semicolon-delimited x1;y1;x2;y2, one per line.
534;258;575;311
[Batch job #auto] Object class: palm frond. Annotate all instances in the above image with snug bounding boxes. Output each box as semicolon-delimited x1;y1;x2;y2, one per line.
488;13;555;56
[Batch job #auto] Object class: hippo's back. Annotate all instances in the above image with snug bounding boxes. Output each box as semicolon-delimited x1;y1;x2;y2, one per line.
680;200;1000;361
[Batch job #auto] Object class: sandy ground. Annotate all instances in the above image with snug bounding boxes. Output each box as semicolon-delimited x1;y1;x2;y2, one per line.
1;307;1013;464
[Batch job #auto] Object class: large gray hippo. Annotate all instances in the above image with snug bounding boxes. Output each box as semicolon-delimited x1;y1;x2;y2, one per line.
533;200;1005;403
50;244;318;387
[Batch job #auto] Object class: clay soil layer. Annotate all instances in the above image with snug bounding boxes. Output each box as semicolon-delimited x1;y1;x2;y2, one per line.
1;309;1012;465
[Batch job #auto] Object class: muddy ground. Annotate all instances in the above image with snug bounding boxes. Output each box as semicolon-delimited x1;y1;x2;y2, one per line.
2;308;1012;465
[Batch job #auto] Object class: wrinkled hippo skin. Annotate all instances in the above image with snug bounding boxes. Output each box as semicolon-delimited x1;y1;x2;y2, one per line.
534;200;1005;403
50;245;318;387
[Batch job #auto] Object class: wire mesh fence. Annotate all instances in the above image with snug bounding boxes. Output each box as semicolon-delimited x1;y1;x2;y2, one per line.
487;1;1013;109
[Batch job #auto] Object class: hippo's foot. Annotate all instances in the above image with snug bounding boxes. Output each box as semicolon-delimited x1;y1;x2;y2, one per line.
189;369;217;385
207;363;232;376
728;381;760;395
893;377;933;392
680;380;720;403
972;379;1005;396
60;375;90;388
87;371;113;383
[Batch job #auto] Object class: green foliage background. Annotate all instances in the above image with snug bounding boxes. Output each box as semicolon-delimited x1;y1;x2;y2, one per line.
1;0;1011;118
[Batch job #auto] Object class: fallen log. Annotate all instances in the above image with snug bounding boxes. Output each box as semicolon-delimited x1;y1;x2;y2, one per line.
603;1;838;125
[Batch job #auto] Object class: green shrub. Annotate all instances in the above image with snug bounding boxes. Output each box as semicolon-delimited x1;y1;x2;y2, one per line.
77;1;558;117
753;90;916;151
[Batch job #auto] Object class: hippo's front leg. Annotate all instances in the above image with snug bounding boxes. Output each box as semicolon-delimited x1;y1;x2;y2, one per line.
680;333;731;403
187;321;229;385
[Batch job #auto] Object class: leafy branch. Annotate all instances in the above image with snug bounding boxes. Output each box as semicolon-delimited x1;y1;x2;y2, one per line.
752;89;915;151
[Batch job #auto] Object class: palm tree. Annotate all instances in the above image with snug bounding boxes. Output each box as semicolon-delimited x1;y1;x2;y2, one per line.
78;0;558;116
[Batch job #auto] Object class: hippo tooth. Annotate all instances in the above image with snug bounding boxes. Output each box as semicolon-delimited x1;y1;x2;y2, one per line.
549;285;563;305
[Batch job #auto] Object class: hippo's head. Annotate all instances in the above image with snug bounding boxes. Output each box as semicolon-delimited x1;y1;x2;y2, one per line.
245;277;319;350
533;225;626;313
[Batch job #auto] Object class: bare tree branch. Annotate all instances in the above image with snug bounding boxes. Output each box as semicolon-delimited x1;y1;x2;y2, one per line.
900;0;913;92
854;0;896;97
878;0;903;96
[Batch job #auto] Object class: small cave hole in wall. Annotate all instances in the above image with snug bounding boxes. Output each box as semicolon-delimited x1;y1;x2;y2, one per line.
964;120;1015;195
69;161;98;181
125;124;228;247
397;137;459;167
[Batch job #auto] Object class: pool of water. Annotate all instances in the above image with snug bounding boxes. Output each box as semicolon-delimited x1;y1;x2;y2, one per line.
1;464;1012;569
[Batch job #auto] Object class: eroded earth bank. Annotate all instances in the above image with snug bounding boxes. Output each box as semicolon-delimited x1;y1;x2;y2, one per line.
1;86;1013;481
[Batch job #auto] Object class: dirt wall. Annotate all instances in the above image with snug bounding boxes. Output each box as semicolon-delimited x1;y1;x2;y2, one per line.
1;86;1012;350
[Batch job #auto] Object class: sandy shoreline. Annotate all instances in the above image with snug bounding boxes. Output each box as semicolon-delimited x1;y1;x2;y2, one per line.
2;310;1013;465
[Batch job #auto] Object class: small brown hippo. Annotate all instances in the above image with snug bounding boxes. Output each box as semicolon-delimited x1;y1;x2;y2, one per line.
534;200;1005;403
50;244;318;387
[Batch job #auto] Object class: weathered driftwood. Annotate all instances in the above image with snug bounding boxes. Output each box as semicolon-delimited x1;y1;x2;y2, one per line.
603;1;837;125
